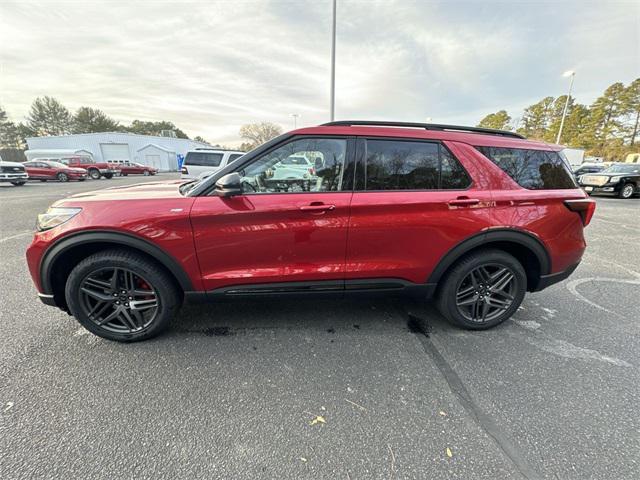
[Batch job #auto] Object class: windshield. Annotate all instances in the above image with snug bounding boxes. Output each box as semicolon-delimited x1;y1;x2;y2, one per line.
603;164;640;174
46;161;68;168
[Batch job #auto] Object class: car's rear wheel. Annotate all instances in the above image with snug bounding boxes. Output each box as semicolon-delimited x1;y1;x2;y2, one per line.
436;249;526;329
88;168;101;180
619;183;635;199
65;250;181;342
57;172;69;182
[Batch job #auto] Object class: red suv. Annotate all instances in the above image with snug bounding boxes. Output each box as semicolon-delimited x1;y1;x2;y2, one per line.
26;121;595;342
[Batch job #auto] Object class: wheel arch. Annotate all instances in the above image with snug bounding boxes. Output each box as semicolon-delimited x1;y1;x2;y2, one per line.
41;231;193;310
427;229;551;292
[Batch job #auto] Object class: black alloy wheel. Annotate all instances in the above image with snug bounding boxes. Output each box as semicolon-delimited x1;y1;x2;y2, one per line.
436;249;526;330
79;267;159;334
65;250;181;341
455;264;517;323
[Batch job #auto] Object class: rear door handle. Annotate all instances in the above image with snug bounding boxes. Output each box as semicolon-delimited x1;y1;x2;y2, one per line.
448;198;480;207
299;204;336;212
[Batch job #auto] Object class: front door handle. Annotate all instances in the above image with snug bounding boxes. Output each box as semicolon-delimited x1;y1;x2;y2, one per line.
299;203;336;212
448;197;480;207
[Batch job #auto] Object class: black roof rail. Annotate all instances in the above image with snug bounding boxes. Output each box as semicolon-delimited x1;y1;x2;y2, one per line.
321;120;525;139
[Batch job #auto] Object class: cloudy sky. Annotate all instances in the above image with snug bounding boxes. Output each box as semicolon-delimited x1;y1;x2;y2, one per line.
1;0;638;144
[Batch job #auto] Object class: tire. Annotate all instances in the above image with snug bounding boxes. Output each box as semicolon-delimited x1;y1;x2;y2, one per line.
57;172;69;182
143;170;150;176
122;173;128;176
436;249;526;330
65;249;181;342
619;183;635;199
78;178;86;182
40;179;47;182
11;181;25;186
88;168;101;180
103;172;114;179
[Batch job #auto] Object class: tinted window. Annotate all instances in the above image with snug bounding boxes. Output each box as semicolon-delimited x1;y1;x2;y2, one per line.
363;140;470;190
240;138;346;193
228;153;244;163
476;146;576;189
185;152;223;167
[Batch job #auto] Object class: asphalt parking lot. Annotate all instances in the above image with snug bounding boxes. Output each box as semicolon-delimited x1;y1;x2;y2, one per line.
0;175;638;479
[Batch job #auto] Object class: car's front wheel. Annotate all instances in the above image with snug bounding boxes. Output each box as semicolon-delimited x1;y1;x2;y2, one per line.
88;168;101;180
619;183;635;199
57;172;69;182
65;250;181;342
143;170;150;176
436;249;526;329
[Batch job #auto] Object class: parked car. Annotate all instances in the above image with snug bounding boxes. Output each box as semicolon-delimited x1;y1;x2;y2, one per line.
0;156;28;186
180;148;245;179
118;161;158;176
578;163;640;198
27;121;595;342
23;160;87;182
57;156;121;179
573;162;607;179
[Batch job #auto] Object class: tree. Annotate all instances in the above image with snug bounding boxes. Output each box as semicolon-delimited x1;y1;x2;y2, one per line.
73;107;119;133
586;82;627;153
622;78;640;146
193;135;209;144
25;96;72;136
477;110;512;130
125;120;189;139
517;96;555;139
0;106;23;148
239;122;283;149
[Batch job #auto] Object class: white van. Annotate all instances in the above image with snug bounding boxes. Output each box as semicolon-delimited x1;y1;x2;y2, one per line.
180;148;245;179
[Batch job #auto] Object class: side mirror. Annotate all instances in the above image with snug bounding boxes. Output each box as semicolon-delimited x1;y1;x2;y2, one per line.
215;172;243;197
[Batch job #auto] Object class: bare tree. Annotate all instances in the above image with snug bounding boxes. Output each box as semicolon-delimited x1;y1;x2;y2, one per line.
239;122;283;150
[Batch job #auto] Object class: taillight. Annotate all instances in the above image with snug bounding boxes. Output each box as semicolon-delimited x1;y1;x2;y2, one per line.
309;167;315;175
564;199;596;226
181;166;188;174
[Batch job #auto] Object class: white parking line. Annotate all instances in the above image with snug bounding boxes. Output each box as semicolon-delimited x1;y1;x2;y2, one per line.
0;231;32;243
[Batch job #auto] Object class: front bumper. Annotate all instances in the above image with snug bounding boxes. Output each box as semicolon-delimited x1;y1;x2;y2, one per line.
0;172;28;182
581;182;621;195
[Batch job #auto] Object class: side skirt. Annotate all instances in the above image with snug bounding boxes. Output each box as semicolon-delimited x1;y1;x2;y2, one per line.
184;279;437;303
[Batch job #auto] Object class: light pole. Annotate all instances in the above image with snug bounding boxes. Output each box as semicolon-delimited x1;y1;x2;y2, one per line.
556;70;575;144
329;0;337;121
290;113;300;129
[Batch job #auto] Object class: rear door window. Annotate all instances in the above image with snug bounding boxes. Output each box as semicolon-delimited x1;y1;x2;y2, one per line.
359;139;471;190
476;146;577;189
228;154;244;163
185;152;224;167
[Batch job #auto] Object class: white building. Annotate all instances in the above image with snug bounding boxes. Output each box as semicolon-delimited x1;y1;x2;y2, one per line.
26;132;209;171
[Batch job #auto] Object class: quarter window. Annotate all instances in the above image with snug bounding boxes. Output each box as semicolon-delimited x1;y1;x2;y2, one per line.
239;138;347;193
476;146;577;189
362;140;470;190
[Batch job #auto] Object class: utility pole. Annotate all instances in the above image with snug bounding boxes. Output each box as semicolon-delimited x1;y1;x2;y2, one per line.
556;70;576;144
330;0;337;121
290;113;299;129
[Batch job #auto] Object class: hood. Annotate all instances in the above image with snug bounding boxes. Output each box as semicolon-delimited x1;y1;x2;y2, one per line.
0;160;25;167
60;179;187;202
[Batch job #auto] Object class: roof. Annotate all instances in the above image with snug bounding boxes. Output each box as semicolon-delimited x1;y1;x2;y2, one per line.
25;131;209;146
291;122;556;150
136;143;175;153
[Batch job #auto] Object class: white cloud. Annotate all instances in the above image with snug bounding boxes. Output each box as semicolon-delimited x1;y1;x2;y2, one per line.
0;0;638;144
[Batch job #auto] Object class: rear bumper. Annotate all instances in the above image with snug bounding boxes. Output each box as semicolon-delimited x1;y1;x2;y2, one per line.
533;262;580;291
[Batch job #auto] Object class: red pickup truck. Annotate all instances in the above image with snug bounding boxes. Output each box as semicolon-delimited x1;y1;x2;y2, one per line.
59;156;121;179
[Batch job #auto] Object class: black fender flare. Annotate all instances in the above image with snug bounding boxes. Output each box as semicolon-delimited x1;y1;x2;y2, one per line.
426;228;551;286
40;230;194;294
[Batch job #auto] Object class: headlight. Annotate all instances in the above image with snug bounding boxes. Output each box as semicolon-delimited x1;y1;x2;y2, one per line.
608;176;622;183
36;207;82;231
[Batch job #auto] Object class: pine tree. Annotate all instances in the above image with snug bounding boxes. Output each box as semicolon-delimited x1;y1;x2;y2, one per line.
622;78;640;146
25;96;72;136
73;107;119;133
477;110;512;130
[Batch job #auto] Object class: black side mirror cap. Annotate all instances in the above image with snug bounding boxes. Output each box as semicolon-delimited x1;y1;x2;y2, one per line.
215;172;243;197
